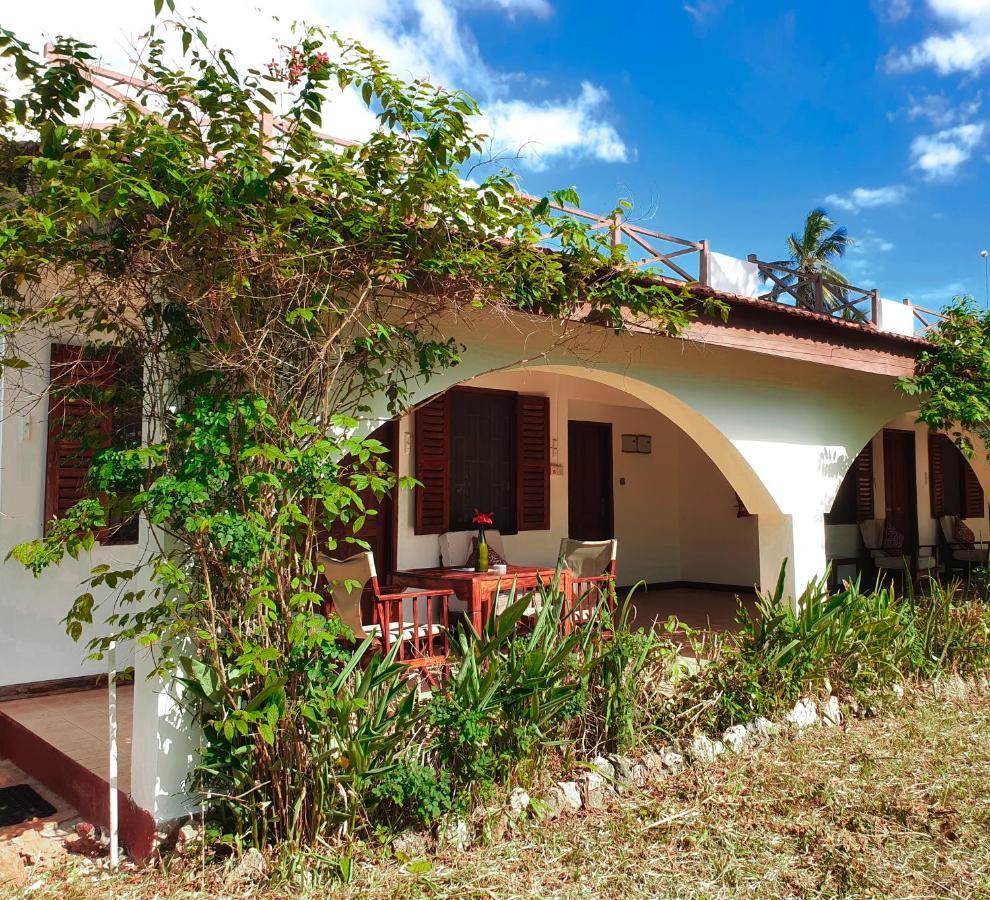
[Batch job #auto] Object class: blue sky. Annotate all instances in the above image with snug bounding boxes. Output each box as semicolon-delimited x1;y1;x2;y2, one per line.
8;0;990;307
457;0;990;308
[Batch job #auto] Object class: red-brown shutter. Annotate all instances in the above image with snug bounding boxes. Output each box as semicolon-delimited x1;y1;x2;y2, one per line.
44;344;115;533
929;433;945;518
414;394;450;535
854;442;874;522
515;394;550;531
963;457;985;519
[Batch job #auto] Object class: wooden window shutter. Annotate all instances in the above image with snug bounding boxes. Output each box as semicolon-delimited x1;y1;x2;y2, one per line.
963;457;985;519
44;344;115;533
854;443;874;522
929;433;946;518
414;394;450;535
515;394;550;531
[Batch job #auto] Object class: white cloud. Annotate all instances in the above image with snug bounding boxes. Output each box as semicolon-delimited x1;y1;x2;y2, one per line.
471;0;553;18
910;122;985;177
889;0;990;74
873;0;913;21
905;91;983;127
480;81;627;170
3;0;625;169
683;0;731;23
846;233;896;282
824;185;908;212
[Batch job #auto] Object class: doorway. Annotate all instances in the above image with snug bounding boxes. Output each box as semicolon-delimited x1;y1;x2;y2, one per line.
882;428;917;554
568;421;614;541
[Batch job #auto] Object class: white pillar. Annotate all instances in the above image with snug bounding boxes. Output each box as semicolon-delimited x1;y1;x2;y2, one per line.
758;511;827;608
130;646;202;824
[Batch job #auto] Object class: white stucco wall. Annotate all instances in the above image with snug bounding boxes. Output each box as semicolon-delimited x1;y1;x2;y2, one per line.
393;369;761;589
0;336;144;688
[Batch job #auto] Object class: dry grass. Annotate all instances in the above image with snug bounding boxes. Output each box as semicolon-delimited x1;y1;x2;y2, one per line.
17;687;990;899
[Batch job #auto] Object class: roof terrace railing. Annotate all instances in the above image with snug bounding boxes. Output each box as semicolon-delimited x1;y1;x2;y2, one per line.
42;47;940;341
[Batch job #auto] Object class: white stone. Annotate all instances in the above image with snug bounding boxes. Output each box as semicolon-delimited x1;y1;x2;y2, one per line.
687;733;725;764
785;698;819;729
507;787;530;818
821;696;842;727
591;755;615;780
608;754;635;783
640;751;664;773
891;683;905;700
722;724;749;753
745;717;780;747
630;763;647;787
556;781;583;813
542;786;567;820
581;772;608;810
438;816;470;850
392;831;428;859
223;848;267;889
661;751;685;774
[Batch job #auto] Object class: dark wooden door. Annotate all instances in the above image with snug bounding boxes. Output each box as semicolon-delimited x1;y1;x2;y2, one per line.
883;429;917;552
328;420;397;577
568;421;613;541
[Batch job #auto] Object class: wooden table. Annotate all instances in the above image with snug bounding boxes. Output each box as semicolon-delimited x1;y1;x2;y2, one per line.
390;565;568;633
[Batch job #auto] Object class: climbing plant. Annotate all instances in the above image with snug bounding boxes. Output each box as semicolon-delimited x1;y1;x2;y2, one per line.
899;296;990;457
0;3;723;845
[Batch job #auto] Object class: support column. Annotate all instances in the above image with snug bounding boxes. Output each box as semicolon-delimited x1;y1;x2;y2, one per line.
758;510;827;608
130;646;202;825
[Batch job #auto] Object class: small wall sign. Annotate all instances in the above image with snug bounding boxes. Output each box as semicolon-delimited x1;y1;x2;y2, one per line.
621;434;652;454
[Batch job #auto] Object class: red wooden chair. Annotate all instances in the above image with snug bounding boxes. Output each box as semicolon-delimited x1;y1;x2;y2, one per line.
318;552;452;673
559;538;618;626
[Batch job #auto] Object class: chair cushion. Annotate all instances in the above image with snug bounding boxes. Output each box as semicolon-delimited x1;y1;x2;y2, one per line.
873;554;906;569
882;520;905;553
954;518;976;549
953;548;988;564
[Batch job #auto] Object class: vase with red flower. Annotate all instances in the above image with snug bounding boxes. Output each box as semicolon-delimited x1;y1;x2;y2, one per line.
471;511;494;572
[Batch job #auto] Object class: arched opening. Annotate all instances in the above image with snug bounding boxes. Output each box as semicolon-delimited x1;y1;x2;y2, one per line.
825;412;990;585
385;367;771;629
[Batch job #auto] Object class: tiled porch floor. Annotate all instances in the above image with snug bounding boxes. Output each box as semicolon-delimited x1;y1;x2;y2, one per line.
0;686;133;794
631;587;758;636
0;758;78;841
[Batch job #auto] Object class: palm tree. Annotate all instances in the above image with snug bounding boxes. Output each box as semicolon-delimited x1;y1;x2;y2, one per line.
763;207;858;318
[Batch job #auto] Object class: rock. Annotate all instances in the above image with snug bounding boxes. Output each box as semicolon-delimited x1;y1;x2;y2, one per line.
687;733;725;764
556;781;583;813
223;847;268;889
13;828;51;866
507;787;530;819
591;756;615;780
745;717;779;747
722;725;749;753
541;786;567;820
580;772;608;810
607;755;635;784
661;751;685;774
438;816;470;851
891;683;905;700
939;674;969;702
821;696;842;727
392;830;429;859
630;763;648;787
0;848;28;890
640;751;664;774
785;698;819;729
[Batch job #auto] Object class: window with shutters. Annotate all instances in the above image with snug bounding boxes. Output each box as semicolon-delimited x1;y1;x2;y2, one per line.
45;344;142;544
414;387;549;535
827;443;874;524
929;433;985;520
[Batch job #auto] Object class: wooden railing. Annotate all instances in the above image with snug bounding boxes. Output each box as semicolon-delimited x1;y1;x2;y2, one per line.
746;256;879;324
42;47;943;340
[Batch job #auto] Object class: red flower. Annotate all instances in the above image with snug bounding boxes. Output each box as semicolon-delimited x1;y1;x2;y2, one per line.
471;510;494;526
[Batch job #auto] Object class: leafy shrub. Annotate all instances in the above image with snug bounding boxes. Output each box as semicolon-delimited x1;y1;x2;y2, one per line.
911;580;990;676
575;594;676;755
369;759;452;829
428;580;595;800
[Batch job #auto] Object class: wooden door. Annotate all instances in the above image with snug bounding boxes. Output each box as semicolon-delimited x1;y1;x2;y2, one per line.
328;420;397;577
567;421;613;541
883;429;917;553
